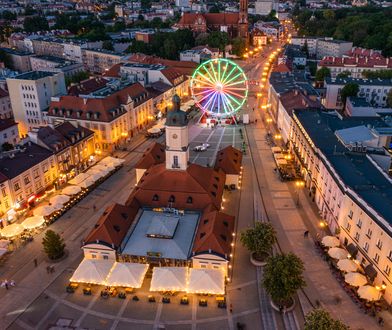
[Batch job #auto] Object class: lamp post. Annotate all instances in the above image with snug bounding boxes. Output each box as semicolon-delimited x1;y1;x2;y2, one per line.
295;180;305;207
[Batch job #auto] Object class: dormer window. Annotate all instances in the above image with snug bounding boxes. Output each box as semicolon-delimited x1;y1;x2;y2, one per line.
169;195;175;203
187;196;193;204
152;194;159;201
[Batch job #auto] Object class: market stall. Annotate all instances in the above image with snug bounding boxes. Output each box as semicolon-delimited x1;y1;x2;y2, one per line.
150;267;188;292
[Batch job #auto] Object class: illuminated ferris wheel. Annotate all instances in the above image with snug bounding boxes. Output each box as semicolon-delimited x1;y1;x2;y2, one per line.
190;58;248;118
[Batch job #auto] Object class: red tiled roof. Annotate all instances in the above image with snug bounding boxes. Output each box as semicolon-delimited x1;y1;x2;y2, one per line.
319;56;392;69
103;63;122;78
68;77;109;96
135;142;165;169
193;210;235;257
48;83;150;122
273;63;291;73
127;163;226;211
160;67;184;85
347;47;383;59
279;89;321;115
84;203;139;248
191;45;219;53
214;146;242;175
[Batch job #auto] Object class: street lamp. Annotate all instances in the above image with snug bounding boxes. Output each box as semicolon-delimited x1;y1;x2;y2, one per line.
295;180;305;207
274;134;282;140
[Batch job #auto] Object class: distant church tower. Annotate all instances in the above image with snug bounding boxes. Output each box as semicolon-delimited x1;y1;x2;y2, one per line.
238;0;249;42
165;95;189;171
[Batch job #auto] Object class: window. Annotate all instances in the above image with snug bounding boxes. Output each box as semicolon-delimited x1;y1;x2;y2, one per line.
91;254;97;259
364;242;369;252
366;229;372;239
173;155;179;168
388;250;392;261
354;232;360;242
376;239;383;250
385;265;391;276
374;253;380;264
169;195;175;203
187;196;193;204
356;219;362;229
1;188;6;197
103;255;108;260
24;176;30;185
14;182;20;191
348;210;353;219
346;223;351;232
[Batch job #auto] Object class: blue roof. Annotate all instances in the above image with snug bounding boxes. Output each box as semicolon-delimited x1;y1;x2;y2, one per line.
294;110;392;226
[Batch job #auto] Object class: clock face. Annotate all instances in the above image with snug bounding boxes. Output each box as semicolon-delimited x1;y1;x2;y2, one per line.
172;134;178;139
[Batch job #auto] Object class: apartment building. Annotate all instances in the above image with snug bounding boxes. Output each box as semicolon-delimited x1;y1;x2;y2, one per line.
318;56;392;79
179;50;211;64
290;37;352;59
290;109;392;304
47;82;154;151
82;49;124;74
323;77;392;109
0;119;19;146
0;88;13;119
30;55;84;77
6;71;67;136
0;48;32;72
0;142;58;222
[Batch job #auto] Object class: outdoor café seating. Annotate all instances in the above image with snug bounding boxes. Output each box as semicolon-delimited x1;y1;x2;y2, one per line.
66;283;78;293
148;295;156;302
180;296;189;305
132;295;139;301
199;299;208;307
118;292;126;299
83;287;92;295
162;297;171;304
100;290;109;299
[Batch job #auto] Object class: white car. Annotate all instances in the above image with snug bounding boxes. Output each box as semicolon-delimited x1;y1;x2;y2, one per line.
193;145;207;152
202;143;210;148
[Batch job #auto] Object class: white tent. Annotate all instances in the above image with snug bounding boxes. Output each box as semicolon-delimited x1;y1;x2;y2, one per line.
321;235;340;248
328;247;348;260
100;156;124;167
22;216;45;229
70;259;115;285
69;173;90;185
78;177;96;189
50;194;70;205
0;224;24;238
357;285;381;301
106;262;148;288
62;185;82;196
187;268;225;295
148;127;161;134
345;272;367;287
276;159;288;166
337;259;358;273
150;267;188;292
34;205;57;217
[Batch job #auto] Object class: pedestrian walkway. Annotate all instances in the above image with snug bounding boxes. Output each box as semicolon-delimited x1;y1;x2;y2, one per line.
245;118;380;330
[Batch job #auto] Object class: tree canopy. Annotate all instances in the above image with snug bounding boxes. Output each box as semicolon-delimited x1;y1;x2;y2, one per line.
263;253;306;305
294;7;392;56
23;16;49;32
315;67;331;82
340;82;359;105
362;69;392;79
240;222;276;259
42;230;66;260
387;90;392;108
304;309;350;330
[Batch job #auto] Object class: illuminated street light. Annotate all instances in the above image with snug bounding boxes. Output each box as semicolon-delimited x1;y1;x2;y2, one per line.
266;118;272;123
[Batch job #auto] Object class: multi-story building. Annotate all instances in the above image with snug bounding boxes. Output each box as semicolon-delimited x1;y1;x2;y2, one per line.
0;88;13;119
0;119;19;146
180;50;211;64
82;49;124;74
0;48;32;72
290;109;392;304
29;55;84;77
254;21;284;40
6;71;67;136
323;77;392;109
251;28;268;47
318;56;392;79
0;142;58;222
255;0;278;15
290;37;353;59
47;81;154;151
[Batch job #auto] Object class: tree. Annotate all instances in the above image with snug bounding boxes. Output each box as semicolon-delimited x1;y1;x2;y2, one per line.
102;40;114;51
0;49;12;68
337;71;351;78
263;253;306;306
231;37;246;56
304;309;350;330
1;11;17;21
2;142;13;151
207;31;229;52
387;89;392;108
65;71;89;87
240;222;276;261
315;67;331;82
301;40;309;58
340;82;359;106
42;230;66;260
23;16;49;32
141;0;152;9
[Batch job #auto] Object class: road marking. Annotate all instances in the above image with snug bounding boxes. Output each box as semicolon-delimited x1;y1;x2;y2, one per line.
153;301;163;329
227;279;257;291
35;292;68;329
191;295;197;330
74;292;99;327
110;296;131;330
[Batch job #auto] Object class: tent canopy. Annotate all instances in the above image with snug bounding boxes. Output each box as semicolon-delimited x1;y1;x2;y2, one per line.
337;259;358;273
357;285;381;301
150;267;188;292
69;173;90;185
328;247;348;260
344;272;367;287
62;185;82;196
321;235;340;248
34;205;57;217
70;259;115;285
187;268;225;295
22;216;45;230
50;194;70;205
0;224;24;238
106;262;148;288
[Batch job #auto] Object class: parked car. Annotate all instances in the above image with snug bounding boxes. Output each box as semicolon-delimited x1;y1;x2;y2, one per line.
202;143;210;148
193;145;207;152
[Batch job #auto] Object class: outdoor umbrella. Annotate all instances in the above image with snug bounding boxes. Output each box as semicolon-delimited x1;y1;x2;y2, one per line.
344;272;367;287
62;185;82;196
357;285;381;301
337;259;358;273
78;177;95;189
22;216;45;230
321;235;340;248
328;247;348;260
34;205;56;217
0;224;24;238
50;194;70;205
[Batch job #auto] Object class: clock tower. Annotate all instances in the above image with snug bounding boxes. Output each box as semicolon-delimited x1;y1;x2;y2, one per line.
238;0;249;42
165;95;189;171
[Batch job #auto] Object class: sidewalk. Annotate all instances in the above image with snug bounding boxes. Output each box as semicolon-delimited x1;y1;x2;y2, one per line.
246;117;380;330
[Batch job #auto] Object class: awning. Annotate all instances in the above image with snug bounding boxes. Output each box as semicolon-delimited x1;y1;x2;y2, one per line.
49;194;70;205
62;185;82;196
106;262;148;288
33;205;57;217
187;268;225;295
150;267;188;292
347;243;358;258
364;264;377;281
69;173;90;185
70;259;115;285
328;247;348;260
0;224;24;238
271;146;282;153
276;159;288;166
22;216;45;230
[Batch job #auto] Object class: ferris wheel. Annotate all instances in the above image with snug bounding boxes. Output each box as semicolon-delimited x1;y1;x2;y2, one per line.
190;58;248;118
